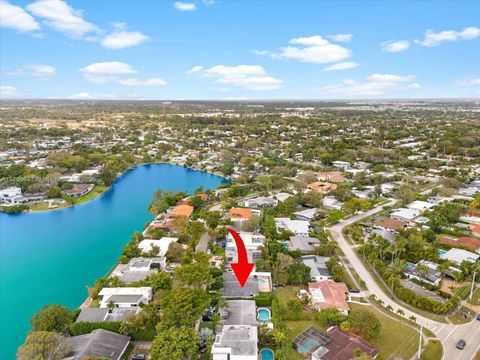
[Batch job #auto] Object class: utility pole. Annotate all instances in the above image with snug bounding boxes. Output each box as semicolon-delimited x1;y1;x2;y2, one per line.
417;325;423;360
470;271;477;301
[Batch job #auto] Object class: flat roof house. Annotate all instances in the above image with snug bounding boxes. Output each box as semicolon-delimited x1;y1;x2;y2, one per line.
294;208;318;221
137;237;178;256
62;329;130;360
440;248;480;265
390;208;420;222
211;325;258;360
220;300;257;326
308;280;349;315
407;200;435;211
275;218;310;236
98;287;152;309
110;257;166;283
300;255;332;281
242;196;277;208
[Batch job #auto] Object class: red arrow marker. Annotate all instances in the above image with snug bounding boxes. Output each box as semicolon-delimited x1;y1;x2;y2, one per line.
227;228;254;287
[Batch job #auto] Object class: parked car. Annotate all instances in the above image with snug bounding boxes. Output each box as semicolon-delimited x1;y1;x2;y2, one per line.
349;288;360;293
132;354;147;360
476;313;480;321
456;340;466;350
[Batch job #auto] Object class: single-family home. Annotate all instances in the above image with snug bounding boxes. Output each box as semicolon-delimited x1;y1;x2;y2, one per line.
404;260;443;287
440;248;480;265
300;255;331;281
294;208;318;221
407;200;435;212
373;218;408;232
390;208;420;222
98;287;153;309
62;329;130;360
220;300;257;326
275;218;310;236
323;196;343;211
308;280;349;315
137;237;178;256
225;232;265;264
0;187;21;203
318;171;347;183
211;325;258;360
110;257;166;283
170;204;194;218
241;196;277;208
229;208;257;225
439;235;480;253
308;182;337;194
63;184;94;197
287;236;321;252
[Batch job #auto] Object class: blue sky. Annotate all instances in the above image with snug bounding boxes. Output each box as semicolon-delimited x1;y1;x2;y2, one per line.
0;0;479;100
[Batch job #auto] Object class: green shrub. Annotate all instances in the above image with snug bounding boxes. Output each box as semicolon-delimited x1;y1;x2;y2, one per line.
69;321;122;336
255;292;272;306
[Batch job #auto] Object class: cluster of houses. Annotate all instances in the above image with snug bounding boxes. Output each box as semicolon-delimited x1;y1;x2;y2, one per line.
0;186;46;205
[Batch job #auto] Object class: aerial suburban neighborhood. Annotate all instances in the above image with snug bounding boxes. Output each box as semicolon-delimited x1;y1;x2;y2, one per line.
1;99;479;360
1;0;479;359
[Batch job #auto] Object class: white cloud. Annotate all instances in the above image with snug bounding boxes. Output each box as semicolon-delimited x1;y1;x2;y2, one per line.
186;65;204;74
268;35;352;64
459;78;480;86
381;40;410;52
0;85;21;97
67;92;117;100
174;2;197;11
80;61;137;83
416;26;480;47
101;26;149;49
6;64;56;77
195;64;282;91
117;78;167;86
322;61;358;71
328;34;352;43
27;0;99;38
469;79;480;85
0;0;40;32
321;73;418;97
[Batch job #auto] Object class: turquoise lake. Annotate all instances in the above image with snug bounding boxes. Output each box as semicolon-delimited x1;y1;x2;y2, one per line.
0;164;228;359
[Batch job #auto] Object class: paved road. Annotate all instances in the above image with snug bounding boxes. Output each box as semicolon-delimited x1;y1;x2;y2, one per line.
195;231;211;253
328;200;480;360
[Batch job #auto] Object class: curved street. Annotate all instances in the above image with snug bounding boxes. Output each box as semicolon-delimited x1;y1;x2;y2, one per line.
328;200;480;360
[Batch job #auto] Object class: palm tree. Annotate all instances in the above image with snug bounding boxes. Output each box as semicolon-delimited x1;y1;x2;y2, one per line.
397;309;405;316
409;315;416;322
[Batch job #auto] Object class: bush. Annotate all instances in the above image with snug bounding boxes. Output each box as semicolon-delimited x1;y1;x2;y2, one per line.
69;321;122;336
255;292;272;306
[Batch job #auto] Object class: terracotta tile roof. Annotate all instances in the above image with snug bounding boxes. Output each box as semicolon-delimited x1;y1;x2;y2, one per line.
318;171;347;183
170;204;194;218
471;224;480;234
322;326;380;360
309;280;349;312
229;207;252;219
307;181;337;193
374;217;408;231
439;235;480;252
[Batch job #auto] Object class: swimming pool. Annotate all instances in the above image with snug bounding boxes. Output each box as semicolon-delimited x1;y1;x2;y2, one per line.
260;348;274;360
257;308;271;322
258;278;266;285
438;249;447;256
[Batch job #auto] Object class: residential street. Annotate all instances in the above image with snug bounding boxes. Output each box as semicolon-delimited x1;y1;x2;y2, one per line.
328;200;480;360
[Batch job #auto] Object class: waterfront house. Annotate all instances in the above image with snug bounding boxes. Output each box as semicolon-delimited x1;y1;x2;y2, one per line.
62;329;130;360
98;287;152;309
110;257;166;283
308;280;349;315
169;204;194;218
63;184;94;197
211;325;258;360
137;237;178;256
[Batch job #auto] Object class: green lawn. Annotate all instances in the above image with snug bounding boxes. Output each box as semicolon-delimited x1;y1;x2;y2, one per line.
468;287;480;306
448;306;476;324
275;286;316;321
420;340;443;360
67;185;107;205
349;303;419;360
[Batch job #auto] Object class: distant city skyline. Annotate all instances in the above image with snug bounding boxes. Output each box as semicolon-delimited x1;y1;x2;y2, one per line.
0;0;479;100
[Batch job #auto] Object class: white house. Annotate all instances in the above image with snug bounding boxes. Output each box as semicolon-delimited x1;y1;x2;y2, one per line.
391;208;420;222
440;248;480;265
294;208;318;221
211;325;258;360
0;187;22;204
407;201;435;212
137;237;178;256
98;287;153;309
323;196;343;211
275;218;310;236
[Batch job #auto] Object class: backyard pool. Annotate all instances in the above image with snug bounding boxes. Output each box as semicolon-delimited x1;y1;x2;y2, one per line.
260;348;274;360
258;278;267;285
257;308;271;322
438;249;447;257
